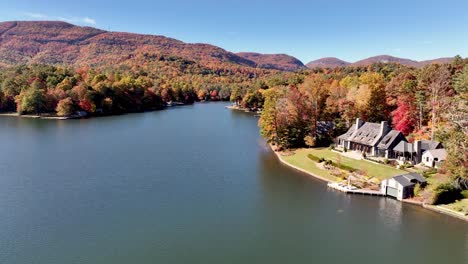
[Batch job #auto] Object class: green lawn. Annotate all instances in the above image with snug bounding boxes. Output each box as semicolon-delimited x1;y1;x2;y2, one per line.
281;151;338;182
282;148;403;181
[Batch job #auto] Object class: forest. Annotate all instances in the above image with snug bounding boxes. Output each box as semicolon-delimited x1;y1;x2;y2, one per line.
252;56;467;204
0;56;466;203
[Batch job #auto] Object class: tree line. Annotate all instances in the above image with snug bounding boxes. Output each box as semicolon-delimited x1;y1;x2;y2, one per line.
252;56;467;190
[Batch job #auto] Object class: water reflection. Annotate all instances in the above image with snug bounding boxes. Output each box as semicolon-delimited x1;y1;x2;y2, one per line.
377;197;403;232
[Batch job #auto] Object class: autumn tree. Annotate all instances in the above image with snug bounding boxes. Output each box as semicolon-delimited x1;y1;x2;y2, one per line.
56;97;75;116
428;66;452;140
15;88;46;114
259;86;288;147
391;96;417;135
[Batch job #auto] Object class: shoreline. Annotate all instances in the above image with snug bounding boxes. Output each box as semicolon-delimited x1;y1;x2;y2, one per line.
270;144;468;222
271;147;333;183
0;112;74;120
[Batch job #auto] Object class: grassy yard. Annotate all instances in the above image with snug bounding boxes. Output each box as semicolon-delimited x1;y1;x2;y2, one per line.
282;148;403;181
281;151;338;182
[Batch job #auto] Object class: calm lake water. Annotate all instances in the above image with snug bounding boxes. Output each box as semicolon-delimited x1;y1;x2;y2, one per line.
0;102;466;264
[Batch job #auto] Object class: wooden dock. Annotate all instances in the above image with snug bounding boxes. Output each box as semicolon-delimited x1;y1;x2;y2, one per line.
327;182;385;197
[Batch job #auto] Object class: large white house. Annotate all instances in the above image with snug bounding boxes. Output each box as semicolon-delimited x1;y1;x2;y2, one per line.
337;118;405;158
337;118;445;165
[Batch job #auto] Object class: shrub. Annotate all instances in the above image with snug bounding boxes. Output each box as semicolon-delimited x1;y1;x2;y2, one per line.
383;158;389;164
431;183;463;205
307;154;321;162
332;162;357;172
414;183;424;197
325;160;333;166
318;157;326;163
461;190;468;199
362;152;367;158
343;147;347;153
328;144;335;150
423;168;437;178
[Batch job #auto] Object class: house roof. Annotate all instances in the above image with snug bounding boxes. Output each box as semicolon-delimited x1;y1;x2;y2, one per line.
349;122;382;146
420;140;442;151
423;149;447;160
338;125;356;140
393;173;427;187
317;121;335;135
393;141;415;153
377;130;405;150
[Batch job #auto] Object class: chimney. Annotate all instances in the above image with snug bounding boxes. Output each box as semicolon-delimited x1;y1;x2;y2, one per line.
356;118;364;129
414;140;422;163
380;121;390;136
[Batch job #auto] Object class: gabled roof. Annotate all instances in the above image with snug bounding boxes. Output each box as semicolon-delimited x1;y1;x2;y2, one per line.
338;125;356;140
393;173;427;187
377;130;405;150
393;141;415;153
423;149;447;160
349;122;382;146
420;140;442;151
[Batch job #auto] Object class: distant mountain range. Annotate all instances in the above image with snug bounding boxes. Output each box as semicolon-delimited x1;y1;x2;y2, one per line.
0;21;457;71
0;21;303;71
307;55;454;69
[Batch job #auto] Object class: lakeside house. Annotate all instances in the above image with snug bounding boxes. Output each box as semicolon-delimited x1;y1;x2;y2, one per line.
337;118;445;166
337;118;405;158
381;173;427;200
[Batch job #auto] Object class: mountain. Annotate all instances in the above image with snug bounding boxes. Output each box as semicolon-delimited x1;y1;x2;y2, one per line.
306;55;455;69
351;55;420;67
236;52;305;71
418;57;454;66
306;57;350;68
0;21;271;70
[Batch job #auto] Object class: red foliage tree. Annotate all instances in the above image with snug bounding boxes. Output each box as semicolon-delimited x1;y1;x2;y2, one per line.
391;96;417;135
79;99;93;112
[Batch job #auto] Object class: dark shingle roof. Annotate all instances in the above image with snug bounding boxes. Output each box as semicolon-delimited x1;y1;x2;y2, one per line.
338;125;356;140
393;141;415;153
349;122;381;146
377;130;404;150
317;121;335;134
393;173;427;187
420;140;442;151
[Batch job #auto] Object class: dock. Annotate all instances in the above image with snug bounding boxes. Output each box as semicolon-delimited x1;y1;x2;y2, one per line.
327;182;385;196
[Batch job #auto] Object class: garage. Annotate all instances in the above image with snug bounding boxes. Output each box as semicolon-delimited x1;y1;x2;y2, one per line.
381;173;427;201
386;186;399;198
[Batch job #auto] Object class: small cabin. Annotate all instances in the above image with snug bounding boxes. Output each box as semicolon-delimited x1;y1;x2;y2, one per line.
422;149;447;168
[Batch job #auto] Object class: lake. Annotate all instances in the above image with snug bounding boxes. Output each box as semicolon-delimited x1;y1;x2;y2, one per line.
0;102;466;264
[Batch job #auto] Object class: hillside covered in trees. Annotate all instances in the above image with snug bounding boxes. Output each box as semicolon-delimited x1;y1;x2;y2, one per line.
0;21;304;72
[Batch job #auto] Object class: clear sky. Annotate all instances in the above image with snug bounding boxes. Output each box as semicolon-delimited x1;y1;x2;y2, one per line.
0;0;467;63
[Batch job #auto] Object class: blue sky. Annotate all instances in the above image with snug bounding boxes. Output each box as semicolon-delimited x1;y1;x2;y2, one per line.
0;0;467;63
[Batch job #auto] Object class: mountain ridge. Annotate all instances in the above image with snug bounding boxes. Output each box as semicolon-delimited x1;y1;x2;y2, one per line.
0;20;304;71
306;55;455;69
0;21;458;71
